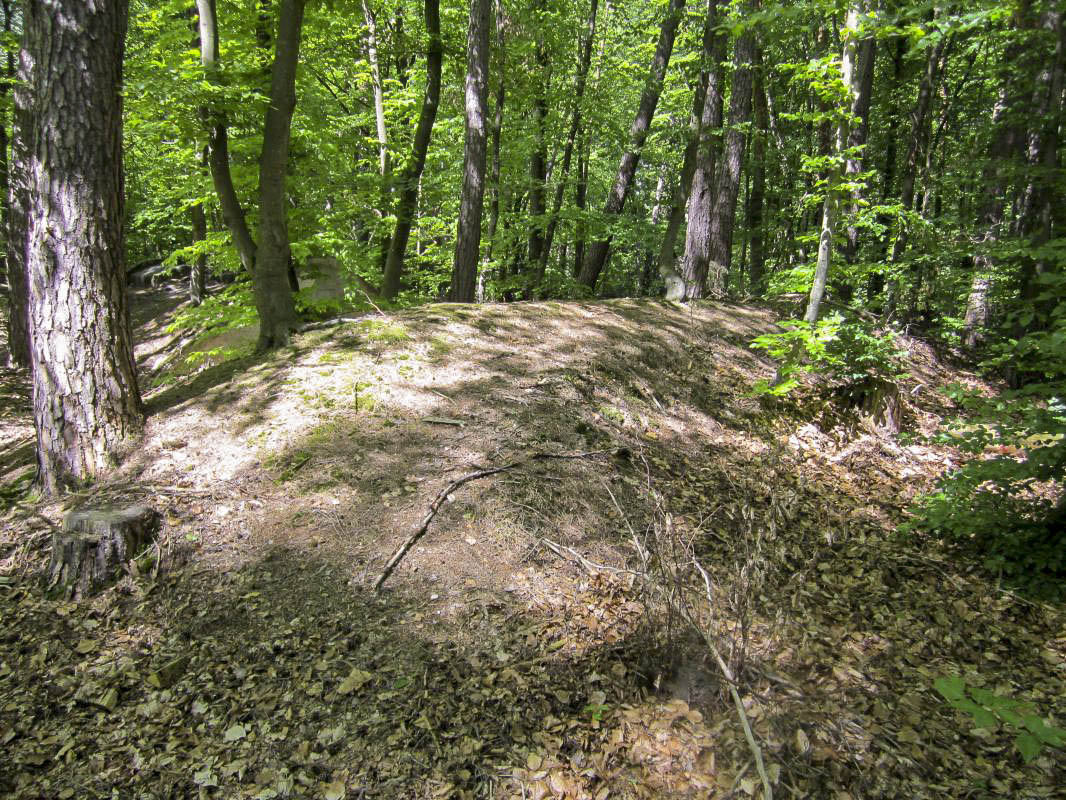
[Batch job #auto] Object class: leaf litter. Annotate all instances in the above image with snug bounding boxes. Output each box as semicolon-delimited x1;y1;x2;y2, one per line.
0;295;1064;798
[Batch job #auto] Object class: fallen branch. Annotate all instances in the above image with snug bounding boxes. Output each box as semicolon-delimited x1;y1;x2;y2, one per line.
374;450;611;591
298;314;372;333
357;287;388;318
541;537;635;576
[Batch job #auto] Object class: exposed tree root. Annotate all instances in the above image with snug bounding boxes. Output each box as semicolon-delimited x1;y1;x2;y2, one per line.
374;449;611;591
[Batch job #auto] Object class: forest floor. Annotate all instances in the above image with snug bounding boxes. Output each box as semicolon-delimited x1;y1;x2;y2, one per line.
1;283;1064;799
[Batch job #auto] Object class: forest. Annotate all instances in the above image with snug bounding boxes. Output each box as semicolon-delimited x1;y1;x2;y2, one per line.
0;0;1064;797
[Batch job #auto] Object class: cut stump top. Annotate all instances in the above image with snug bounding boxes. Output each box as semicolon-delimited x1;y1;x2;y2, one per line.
63;504;159;540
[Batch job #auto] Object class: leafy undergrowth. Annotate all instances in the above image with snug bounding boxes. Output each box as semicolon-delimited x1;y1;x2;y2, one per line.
1;291;1064;798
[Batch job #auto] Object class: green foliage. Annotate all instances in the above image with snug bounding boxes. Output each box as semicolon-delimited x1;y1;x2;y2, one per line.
750;313;906;396
168;280;259;335
934;675;1066;763
908;275;1066;584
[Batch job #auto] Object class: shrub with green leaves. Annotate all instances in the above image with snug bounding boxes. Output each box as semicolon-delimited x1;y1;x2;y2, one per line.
167;280;259;335
750;313;907;397
908;279;1065;584
934;675;1066;763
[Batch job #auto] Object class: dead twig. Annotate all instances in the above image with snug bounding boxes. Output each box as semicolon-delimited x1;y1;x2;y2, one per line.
688;558;773;800
374;450;611;591
541;537;636;576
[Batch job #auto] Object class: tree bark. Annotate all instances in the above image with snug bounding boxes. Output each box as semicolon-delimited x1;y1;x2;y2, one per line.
2;0;29;367
49;505;159;599
658;0;723;297
526;0;550;293
363;0;389;178
868;36;907;301
747;62;767;295
640;164;670;294
842;31;876;265
20;0;144;494
449;0;491;302
964;1;1036;349
195;0;258;277
382;0;442;299
884;29;949;316
574;124;588;275
675;8;728;300
189;151;209;306
253;0;304;350
539;0;599;281
483;0;506;268
577;0;686;290
805;4;862;325
704;25;756;296
1015;7;1064;309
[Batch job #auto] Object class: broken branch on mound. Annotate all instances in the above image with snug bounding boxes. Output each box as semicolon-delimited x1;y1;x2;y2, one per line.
374;449;612;591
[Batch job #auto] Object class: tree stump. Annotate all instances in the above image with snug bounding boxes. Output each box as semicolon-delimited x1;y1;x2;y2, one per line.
47;505;160;599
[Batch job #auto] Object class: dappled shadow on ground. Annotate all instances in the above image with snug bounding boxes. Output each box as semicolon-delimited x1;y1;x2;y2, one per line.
2;294;1063;798
0;545;719;798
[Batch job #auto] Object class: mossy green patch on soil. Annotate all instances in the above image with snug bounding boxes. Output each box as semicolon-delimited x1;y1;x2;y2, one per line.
1;292;1062;799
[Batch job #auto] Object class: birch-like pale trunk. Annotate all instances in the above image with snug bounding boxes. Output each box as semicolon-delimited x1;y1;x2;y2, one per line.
804;4;863;325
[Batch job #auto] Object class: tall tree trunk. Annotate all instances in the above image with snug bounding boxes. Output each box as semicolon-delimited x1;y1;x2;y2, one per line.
196;0;257;275
805;4;862;325
1015;7;1064;309
884;30;949;316
573;124;588;275
189;203;208;306
364;0;393;275
253;0;304;350
577;0;686;290
962;0;1035;350
2;0;28;367
658;0;724;296
842;31;876;265
747;62;767;295
539;0;599;280
190;148;209;306
449;0;491;302
483;0;506;267
20;0;143;494
868;37;907;301
382;0;442;299
526;0;550;293
640;163;670;293
704;25;756;295
674;0;726;300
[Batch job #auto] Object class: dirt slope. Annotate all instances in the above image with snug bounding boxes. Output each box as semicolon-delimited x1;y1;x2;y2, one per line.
0;292;1062;799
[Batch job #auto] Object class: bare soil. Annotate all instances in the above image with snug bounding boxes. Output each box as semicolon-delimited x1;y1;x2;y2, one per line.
0;285;1063;799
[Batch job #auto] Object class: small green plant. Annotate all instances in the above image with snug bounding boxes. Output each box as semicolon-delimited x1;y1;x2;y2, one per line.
582;701;609;722
934;675;1066;763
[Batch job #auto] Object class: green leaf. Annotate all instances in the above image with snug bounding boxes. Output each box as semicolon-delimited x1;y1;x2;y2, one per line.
1014;731;1042;763
933;675;966;702
1023;715;1064;746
